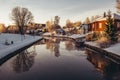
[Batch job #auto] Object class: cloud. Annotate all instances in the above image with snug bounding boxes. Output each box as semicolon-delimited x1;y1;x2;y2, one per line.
0;0;116;26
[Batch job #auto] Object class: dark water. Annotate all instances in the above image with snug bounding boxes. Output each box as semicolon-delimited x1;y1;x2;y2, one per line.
0;37;119;80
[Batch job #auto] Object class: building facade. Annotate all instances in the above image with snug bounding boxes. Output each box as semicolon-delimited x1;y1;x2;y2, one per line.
89;13;120;33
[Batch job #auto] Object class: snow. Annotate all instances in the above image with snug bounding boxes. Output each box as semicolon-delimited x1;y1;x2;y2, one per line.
0;33;42;59
105;43;120;56
85;41;99;47
90;13;120;23
69;34;85;39
42;32;51;36
85;41;120;56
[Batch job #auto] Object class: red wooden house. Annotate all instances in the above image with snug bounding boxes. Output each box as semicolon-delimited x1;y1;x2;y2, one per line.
89;13;120;33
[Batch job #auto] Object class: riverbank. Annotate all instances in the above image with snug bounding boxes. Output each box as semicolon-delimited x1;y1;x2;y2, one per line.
42;32;87;40
85;42;120;64
0;33;42;62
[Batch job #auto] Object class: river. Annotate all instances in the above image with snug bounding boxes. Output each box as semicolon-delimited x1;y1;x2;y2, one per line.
0;37;119;80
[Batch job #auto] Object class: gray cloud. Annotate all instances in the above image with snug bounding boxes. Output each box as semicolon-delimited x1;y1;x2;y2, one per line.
0;0;116;25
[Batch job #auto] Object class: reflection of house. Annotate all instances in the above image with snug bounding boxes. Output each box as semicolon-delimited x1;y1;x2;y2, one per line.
0;24;6;33
89;13;120;33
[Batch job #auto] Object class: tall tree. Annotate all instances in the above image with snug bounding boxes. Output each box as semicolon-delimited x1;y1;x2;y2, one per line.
11;6;34;35
73;21;82;27
84;17;90;24
66;19;73;28
91;16;95;22
54;16;60;25
103;12;107;17
105;10;118;43
46;21;52;32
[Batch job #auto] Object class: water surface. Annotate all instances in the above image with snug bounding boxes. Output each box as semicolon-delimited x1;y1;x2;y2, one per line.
0;37;119;80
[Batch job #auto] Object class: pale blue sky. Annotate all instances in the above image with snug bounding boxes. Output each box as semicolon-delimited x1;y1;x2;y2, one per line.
0;0;116;26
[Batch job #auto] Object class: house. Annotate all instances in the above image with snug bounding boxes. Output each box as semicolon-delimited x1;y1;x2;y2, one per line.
0;24;6;33
89;13;120;33
81;24;90;34
7;25;19;33
55;29;66;35
27;23;46;30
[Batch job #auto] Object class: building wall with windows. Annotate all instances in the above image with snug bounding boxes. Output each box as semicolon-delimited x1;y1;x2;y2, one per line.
89;13;120;33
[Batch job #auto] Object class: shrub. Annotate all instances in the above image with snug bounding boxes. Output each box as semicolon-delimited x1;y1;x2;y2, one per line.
86;32;101;41
97;37;110;48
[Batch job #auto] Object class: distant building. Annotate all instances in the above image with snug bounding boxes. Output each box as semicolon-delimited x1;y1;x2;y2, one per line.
81;24;90;34
89;13;120;33
0;24;6;33
7;25;18;33
27;23;46;30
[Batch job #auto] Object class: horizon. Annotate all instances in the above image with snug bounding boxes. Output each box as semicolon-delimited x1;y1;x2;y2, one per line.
0;0;117;26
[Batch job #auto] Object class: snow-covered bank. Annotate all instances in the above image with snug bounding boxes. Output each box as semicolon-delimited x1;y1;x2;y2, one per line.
85;42;99;47
105;43;120;56
43;32;86;39
0;33;42;59
85;41;120;56
69;34;85;39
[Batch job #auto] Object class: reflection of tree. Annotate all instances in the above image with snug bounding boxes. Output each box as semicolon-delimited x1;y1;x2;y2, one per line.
65;40;85;51
12;50;36;73
85;49;120;80
54;43;60;57
46;38;60;57
65;40;75;51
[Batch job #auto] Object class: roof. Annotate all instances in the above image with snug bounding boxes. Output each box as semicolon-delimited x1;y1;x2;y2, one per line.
90;13;120;23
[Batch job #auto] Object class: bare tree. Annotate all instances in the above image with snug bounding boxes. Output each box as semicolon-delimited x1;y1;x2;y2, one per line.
84;17;90;24
66;19;73;28
11;6;34;35
91;16;95;22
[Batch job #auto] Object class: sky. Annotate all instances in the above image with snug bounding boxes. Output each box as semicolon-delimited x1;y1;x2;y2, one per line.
0;0;117;26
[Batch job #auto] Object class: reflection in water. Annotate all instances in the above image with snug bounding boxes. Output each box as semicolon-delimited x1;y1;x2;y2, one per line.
46;38;60;57
0;37;120;80
12;47;36;73
65;39;85;51
85;49;120;80
43;37;84;57
65;40;75;51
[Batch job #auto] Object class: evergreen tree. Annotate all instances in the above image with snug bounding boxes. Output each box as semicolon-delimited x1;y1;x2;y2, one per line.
105;10;118;43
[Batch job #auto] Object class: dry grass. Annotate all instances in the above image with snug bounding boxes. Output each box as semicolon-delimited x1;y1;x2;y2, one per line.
97;37;110;48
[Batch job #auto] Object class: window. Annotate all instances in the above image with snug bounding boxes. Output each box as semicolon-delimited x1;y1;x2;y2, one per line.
99;23;102;29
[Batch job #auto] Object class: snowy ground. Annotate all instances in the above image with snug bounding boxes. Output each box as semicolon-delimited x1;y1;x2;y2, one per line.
85;41;120;56
85;42;99;47
0;33;41;59
69;34;85;39
43;32;87;39
105;43;120;56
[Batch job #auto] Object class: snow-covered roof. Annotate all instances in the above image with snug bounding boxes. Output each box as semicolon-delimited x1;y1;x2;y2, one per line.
91;13;120;23
113;13;120;20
